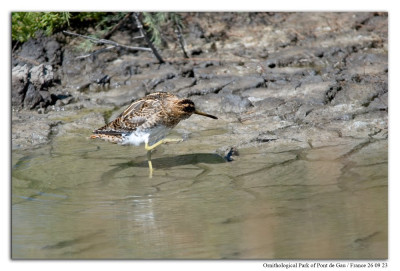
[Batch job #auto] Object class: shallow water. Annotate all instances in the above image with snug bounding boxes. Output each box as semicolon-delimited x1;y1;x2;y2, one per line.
11;127;388;259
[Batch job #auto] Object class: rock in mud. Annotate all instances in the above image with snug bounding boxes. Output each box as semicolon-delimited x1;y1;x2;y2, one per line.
13;32;62;67
12;64;55;109
30;64;54;90
11;65;29;107
23;84;43;109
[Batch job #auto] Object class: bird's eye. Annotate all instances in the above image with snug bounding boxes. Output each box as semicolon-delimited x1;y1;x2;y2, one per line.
183;104;195;113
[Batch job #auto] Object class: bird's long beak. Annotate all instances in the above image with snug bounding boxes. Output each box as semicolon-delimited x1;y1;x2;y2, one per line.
194;110;218;119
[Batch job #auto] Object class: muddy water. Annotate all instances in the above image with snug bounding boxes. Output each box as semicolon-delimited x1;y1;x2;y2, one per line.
11;124;387;259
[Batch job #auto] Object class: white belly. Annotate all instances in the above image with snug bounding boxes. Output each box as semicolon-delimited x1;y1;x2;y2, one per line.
121;126;170;146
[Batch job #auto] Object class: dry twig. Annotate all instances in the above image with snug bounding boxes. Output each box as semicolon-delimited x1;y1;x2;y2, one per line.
132;13;165;64
63;30;152;52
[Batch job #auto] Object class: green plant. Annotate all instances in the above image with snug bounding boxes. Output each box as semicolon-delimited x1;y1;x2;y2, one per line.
142;12;183;47
12;12;71;42
12;12;185;48
73;13;129;53
11;12;121;43
72;12;106;23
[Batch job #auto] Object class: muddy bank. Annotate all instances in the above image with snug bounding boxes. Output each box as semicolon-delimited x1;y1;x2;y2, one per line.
11;12;388;153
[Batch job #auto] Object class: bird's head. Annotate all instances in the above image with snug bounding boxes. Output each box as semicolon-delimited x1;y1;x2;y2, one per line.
176;98;218;119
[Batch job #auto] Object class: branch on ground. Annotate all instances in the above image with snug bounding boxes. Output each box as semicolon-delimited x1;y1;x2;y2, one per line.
132;13;165;64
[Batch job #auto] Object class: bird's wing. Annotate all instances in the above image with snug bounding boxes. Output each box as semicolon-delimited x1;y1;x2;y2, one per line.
93;97;162;134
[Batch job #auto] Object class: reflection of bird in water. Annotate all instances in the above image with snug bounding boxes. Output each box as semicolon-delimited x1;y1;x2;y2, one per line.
90;92;218;177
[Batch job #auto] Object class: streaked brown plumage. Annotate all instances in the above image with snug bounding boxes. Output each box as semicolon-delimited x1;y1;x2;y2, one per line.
91;92;217;145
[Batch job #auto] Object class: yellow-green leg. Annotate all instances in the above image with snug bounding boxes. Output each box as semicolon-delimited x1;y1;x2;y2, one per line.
146;150;153;178
145;138;183;178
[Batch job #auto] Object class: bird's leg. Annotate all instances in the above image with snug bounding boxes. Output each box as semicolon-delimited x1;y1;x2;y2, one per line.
147;149;153;178
144;140;154;178
144;138;183;178
145;138;183;151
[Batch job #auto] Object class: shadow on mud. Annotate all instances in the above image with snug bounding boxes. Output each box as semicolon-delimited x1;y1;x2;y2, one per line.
118;153;225;168
99;153;226;181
